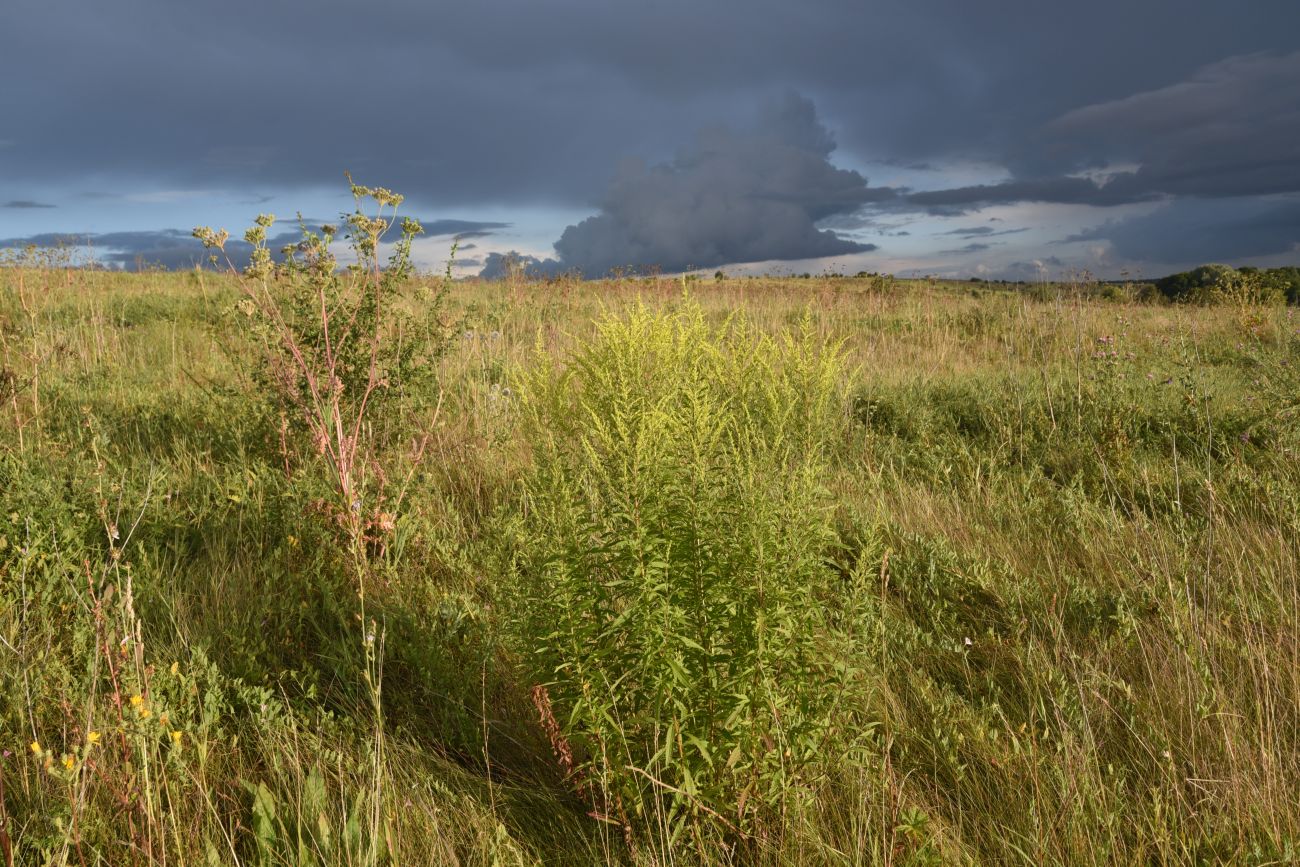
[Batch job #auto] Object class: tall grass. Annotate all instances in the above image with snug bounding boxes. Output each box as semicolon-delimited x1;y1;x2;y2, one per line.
1;258;1298;864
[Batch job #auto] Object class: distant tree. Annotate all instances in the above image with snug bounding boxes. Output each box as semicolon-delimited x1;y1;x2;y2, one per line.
1154;263;1297;305
1263;266;1300;304
1155;263;1235;302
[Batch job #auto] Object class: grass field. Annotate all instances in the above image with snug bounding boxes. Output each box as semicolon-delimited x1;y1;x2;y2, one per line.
2;261;1299;864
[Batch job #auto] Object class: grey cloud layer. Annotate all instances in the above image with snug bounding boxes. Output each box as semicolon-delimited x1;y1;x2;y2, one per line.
896;51;1300;265
911;52;1300;212
1044;52;1300;200
1;0;1298;274
2;0;1292;200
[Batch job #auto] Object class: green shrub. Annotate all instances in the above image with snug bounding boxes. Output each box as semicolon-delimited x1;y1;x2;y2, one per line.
1155;263;1295;305
1189;268;1286;306
1133;281;1164;304
1097;282;1133;303
509;300;853;851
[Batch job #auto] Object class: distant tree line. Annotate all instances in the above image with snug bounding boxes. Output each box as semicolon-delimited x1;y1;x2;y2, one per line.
1154;264;1300;305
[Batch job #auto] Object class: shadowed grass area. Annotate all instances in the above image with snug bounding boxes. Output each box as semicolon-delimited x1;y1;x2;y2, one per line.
2;263;1298;864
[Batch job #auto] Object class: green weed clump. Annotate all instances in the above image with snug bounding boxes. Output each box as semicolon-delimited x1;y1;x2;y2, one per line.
510;301;854;853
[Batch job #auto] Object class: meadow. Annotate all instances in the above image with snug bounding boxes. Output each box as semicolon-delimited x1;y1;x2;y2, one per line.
2;229;1299;864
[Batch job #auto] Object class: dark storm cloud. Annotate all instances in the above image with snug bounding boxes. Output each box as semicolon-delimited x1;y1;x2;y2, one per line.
487;94;887;276
3;200;55;209
2;0;1298;272
1061;198;1300;265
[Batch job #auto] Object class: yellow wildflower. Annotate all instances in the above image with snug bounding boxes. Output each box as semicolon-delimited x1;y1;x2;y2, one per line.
169;730;183;745
87;731;101;746
30;740;41;755
138;706;152;719
129;694;143;707
61;754;75;771
169;661;180;676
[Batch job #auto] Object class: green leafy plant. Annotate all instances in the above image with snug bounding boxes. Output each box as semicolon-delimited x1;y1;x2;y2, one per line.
510;300;855;852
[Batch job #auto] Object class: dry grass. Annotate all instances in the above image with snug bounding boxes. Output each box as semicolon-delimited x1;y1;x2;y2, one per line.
2;265;1298;864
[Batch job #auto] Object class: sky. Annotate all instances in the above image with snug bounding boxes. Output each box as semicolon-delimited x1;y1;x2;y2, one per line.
1;0;1298;280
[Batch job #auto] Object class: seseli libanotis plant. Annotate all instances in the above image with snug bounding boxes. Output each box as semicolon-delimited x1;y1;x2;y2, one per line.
194;177;453;561
510;299;862;856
